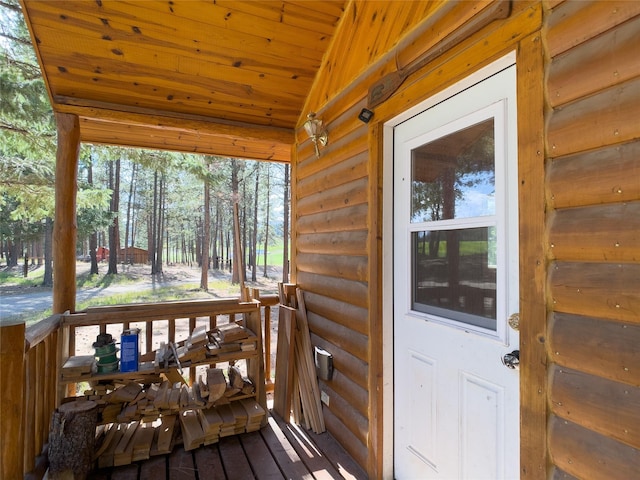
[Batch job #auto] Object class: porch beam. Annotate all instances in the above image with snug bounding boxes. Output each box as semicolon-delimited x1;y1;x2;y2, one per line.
53;112;80;314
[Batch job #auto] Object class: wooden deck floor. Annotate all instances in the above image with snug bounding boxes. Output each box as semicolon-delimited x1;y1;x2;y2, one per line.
87;413;367;480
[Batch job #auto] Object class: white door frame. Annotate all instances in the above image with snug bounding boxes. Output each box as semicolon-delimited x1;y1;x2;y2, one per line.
381;52;517;478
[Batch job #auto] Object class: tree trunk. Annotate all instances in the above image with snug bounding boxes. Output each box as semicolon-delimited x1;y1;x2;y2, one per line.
154;174;165;274
124;162;137;265
150;171;158;273
42;217;53;287
53;112;80;314
48;400;98;480
87;157;99;275
251;163;260;282
107;158;120;275
263;166;270;278
201;161;210;291
230;159;240;284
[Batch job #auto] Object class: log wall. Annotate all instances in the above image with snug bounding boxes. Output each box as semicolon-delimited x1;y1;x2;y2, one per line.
545;1;640;478
294;0;640;478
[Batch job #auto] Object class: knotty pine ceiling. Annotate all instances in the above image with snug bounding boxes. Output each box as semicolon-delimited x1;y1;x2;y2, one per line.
20;0;346;162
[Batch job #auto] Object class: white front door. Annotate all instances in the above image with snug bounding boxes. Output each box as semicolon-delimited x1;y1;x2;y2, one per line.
393;64;519;479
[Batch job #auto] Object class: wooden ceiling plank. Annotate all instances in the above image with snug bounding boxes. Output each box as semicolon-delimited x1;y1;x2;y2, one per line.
38;45;311;106
27;1;327;63
288;0;346;19
27;8;323;73
52;83;299;129
128;1;332;54
214;1;342;36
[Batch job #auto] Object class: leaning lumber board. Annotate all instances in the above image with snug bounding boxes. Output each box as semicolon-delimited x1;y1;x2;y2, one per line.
295;289;325;433
273;306;297;420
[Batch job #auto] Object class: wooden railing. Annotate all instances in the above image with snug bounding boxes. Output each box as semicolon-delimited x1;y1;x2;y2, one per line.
1;314;62;479
0;294;278;479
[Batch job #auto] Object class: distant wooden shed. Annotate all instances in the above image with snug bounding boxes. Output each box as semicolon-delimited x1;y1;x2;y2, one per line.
118;247;148;265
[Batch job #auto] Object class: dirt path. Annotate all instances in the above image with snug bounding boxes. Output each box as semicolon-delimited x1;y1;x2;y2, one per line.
0;262;283;320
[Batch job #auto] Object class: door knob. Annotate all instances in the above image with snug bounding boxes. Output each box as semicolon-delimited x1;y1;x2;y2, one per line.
502;350;519;369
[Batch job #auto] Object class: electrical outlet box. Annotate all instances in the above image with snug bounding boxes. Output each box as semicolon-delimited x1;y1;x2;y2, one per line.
321;390;330;406
314;346;333;381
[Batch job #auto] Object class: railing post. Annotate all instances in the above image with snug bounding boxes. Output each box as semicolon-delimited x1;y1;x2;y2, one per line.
1;321;26;478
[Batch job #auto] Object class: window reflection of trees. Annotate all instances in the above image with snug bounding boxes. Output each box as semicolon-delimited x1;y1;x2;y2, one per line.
411;118;495;224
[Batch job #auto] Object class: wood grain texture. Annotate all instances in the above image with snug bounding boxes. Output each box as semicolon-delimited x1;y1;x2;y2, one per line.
550;365;640;449
53;112;80;314
549;262;640;324
549;202;640;262
306;310;368;363
0;322;26;479
547;76;640;159
548;14;640;108
548;140;640;209
548;312;640;386
319;382;368;446
517;31;549;479
546;0;640;58
301;290;368;336
549;416;640;479
296;271;368;309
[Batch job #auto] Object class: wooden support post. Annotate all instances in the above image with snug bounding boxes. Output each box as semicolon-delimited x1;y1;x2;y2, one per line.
53;112;80;314
0;322;26;479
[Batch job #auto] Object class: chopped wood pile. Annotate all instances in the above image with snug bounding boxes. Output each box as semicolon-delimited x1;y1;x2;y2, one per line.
93;397;265;467
273;284;325;434
71;365;254;425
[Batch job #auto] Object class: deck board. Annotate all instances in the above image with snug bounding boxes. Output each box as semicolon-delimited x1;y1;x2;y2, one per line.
260;416;314;479
87;411;366;480
138;455;166;479
272;415;344;480
168;448;196;480
218;435;256;480
193;446;226;479
239;430;284;479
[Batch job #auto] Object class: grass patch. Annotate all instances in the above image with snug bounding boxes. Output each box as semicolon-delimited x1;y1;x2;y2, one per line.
0;266;45;287
75;269;141;289
75;283;212;309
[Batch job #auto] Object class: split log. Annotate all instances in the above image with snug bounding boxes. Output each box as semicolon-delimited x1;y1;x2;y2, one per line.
48;400;98;480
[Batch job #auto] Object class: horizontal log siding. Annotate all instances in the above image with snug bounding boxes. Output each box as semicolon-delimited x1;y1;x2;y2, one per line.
294;93;371;466
546;2;640;477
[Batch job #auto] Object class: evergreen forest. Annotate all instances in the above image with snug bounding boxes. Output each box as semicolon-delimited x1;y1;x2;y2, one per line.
0;1;291;291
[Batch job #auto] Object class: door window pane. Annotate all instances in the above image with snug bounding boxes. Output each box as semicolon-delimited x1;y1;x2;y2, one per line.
411;119;495;223
412;227;497;330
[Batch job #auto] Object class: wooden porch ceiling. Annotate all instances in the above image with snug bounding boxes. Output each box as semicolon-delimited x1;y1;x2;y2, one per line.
20;0;347;162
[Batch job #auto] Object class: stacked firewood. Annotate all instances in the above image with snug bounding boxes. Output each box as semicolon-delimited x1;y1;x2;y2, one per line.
75;365;254;424
93;396;266;467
